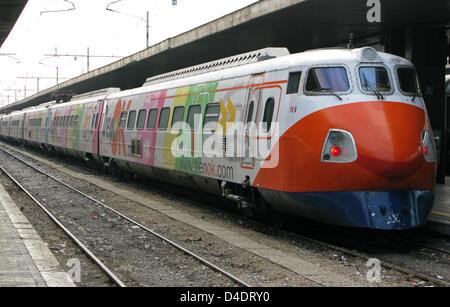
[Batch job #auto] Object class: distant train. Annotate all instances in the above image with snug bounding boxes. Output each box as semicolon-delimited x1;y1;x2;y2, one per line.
0;47;437;230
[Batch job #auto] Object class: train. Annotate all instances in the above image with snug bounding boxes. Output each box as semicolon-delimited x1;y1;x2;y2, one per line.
0;46;437;230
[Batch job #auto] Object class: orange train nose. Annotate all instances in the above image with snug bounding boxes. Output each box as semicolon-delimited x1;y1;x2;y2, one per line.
351;102;426;179
254;101;436;192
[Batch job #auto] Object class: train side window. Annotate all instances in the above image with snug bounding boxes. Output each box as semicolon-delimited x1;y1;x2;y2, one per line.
70;116;74;127
74;115;79;128
127;110;137;130
146;108;158;130
158;107;170;130
203;103;220;132
171;106;185;130
187;104;201;130
136;109;146;130
119;111;127;130
287;71;302;94
262;98;275;132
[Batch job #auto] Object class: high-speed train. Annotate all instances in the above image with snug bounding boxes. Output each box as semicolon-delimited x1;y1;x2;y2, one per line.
0;47;437;230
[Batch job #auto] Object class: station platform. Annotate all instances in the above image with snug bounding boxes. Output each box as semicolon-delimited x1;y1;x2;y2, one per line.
0;183;75;287
426;178;450;235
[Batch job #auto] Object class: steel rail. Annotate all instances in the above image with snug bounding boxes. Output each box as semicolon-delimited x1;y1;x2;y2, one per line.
0;164;126;287
283;230;450;287
0;146;251;287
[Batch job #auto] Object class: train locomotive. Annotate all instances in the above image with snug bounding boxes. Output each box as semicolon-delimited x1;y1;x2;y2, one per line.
0;47;437;230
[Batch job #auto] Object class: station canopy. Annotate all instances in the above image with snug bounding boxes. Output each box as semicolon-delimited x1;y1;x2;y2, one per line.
0;0;27;47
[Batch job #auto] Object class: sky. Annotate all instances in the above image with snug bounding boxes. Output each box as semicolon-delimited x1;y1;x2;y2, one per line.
0;0;259;107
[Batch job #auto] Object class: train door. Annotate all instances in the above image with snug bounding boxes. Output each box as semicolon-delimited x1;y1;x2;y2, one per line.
20;113;26;140
93;100;104;155
44;109;52;144
8;116;11;137
240;74;264;169
255;85;282;167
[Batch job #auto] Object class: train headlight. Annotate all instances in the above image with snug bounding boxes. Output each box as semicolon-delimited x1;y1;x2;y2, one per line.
321;129;357;163
421;130;437;163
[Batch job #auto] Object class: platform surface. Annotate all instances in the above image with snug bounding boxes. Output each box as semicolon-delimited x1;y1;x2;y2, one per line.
0;183;75;287
426;177;450;235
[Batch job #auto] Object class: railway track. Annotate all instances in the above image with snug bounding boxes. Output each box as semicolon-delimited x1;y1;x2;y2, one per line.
166;195;450;287
1;142;449;287
280;225;450;287
128;171;450;287
0;145;250;287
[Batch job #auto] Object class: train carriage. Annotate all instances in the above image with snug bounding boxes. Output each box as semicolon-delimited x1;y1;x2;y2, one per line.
22;105;50;147
8;110;27;141
97;47;437;229
0;115;11;139
46;88;119;159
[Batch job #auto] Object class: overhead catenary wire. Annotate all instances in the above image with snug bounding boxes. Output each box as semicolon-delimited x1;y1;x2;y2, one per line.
0;146;251;287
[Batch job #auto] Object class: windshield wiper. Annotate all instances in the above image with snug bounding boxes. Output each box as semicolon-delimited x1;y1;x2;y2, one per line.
313;87;342;101
362;75;384;100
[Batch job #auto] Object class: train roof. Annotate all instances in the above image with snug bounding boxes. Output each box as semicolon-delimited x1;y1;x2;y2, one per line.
107;47;414;100
46;88;120;110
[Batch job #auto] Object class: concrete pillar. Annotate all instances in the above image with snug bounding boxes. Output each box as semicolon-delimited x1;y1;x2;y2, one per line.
384;27;405;57
412;26;447;183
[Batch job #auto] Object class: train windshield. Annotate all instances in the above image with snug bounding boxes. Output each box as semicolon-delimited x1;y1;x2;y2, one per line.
305;67;350;92
397;67;421;95
359;67;391;92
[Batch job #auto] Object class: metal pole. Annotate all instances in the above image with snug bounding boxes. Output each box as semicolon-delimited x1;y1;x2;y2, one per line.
56;67;59;84
37;78;40;93
146;11;149;48
87;47;90;72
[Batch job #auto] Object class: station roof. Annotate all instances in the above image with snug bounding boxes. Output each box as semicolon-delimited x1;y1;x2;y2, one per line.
1;0;449;113
0;0;27;47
